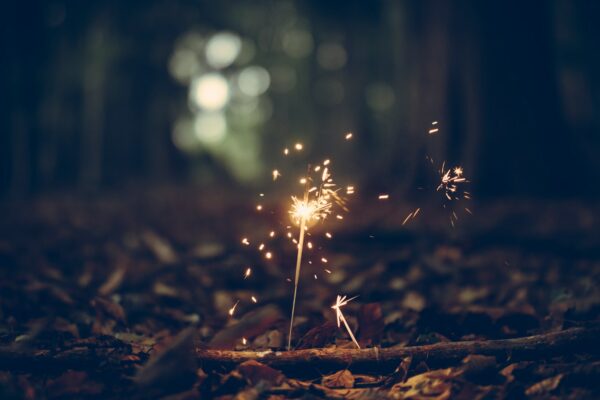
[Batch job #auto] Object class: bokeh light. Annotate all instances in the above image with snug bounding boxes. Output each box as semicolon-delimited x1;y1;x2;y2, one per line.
194;112;227;144
365;82;395;112
190;73;230;111
237;66;271;97
316;42;347;70
169;49;201;84
205;32;242;69
282;29;314;58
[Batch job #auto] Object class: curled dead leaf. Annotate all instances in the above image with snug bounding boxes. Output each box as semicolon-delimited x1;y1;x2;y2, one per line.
322;369;355;389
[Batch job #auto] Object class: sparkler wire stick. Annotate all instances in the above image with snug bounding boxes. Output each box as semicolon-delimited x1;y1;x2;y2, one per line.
287;171;310;350
332;295;360;349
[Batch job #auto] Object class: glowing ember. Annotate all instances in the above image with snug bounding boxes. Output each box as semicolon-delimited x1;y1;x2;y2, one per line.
331;295;360;349
228;300;240;316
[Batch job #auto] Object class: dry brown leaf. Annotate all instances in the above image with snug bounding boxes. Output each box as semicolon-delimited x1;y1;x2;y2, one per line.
390;368;460;400
525;374;564;396
322;369;355;389
358;303;385;346
236;360;285;386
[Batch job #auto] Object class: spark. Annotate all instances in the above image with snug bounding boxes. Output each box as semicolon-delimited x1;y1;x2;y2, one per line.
437;162;469;202
321;257;328;263
242;337;247;345
428;128;439;135
251;296;257;303
273;169;281;180
402;207;421;226
294;143;303;151
325;232;332;238
323;159;330;166
269;231;275;237
345;132;353;140
283;148;289;155
378;194;389;200
346;185;355;194
244;267;252;279
299;178;307;184
228;300;240;316
256;205;263;211
314;274;318;279
258;243;265;250
241;237;250;245
324;269;332;274
331;295;360;349
265;252;272;259
307;241;313;249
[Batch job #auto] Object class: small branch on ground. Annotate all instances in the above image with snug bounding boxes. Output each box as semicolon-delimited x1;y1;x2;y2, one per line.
197;327;599;373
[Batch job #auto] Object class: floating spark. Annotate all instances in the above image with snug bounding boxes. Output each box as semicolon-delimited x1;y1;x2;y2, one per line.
228;300;240;316
273;169;281;180
437;162;467;201
331;295;360;349
345;132;353;140
244;267;252;279
378;194;389;200
251;296;257;303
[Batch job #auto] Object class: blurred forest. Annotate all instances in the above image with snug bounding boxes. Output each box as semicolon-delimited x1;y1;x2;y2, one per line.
1;0;599;199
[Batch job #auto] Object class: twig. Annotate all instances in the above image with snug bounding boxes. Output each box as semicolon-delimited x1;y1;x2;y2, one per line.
197;327;599;373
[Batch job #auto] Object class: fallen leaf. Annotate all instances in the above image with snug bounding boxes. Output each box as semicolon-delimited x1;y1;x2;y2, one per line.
135;327;198;397
209;305;283;349
358;303;385;346
390;368;460;400
525;374;564;396
295;321;337;349
236;360;285;386
322;369;355;389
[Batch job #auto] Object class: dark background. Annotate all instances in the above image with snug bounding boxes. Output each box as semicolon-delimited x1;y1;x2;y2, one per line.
2;0;599;199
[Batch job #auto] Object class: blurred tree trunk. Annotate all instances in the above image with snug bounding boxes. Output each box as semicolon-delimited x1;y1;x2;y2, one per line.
80;17;113;190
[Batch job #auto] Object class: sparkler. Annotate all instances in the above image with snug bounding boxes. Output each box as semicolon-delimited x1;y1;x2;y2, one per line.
239;133;353;350
331;295;360;349
287;162;348;350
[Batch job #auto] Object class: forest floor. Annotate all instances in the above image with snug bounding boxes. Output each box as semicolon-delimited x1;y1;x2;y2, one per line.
0;187;598;399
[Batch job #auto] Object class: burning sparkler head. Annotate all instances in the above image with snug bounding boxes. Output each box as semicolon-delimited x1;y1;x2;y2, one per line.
289;196;332;227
